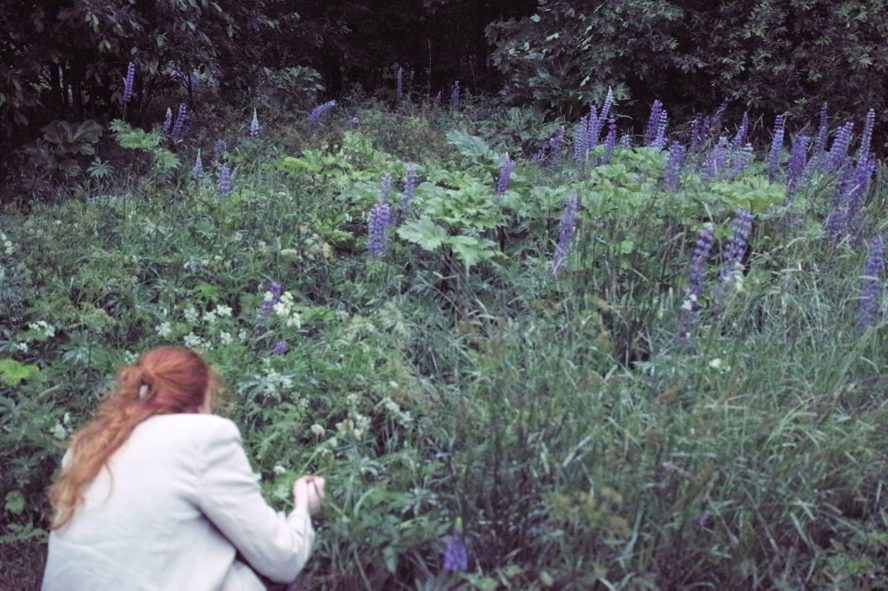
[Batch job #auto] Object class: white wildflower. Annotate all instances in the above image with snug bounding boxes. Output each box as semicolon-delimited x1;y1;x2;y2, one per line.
310;424;325;437
155;321;172;338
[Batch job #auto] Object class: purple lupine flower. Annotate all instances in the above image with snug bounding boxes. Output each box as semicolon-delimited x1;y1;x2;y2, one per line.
814;102;830;156
858;235;884;328
123;62;136;103
367;199;392;257
785;134;811;199
767;115;785;182
192;150;204;180
213;138;227;160
826;121;854;171
250;108;260;137
548;128;564;166
396;67;404;100
843;155;876;242
719;209;754;286
619;133;633;148
272;340;289;356
731;112;749;150
599;88;615;125
399;164;418;217
691;99;729;151
450;81;460;110
308;100;336;126
858;108;875;159
495;154;515;195
583;105;601;149
162;107;173;134
218;162;233;198
443;520;469;573
703;137;729;180
171;103;188;139
709;99;729;137
649;110;668;150
662;142;686;191
678;224;715;343
644;100;663;146
552;193;579;275
599;119;617;165
257;281;283;324
728;143;754;179
379;173;393;200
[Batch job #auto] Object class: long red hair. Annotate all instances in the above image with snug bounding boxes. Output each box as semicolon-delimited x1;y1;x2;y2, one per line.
49;346;221;529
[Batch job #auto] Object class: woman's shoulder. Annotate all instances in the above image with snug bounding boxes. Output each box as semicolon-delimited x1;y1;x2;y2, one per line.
137;413;242;445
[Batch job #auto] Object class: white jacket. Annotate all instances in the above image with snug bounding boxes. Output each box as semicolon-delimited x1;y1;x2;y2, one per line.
42;414;315;591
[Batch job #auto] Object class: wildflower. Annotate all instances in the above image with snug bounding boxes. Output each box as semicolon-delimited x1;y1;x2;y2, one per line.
599;118;617;165
552;193;579;275
599;87;615;126
573;115;590;162
678;224;715;343
644;100;663;146
690;99;728;151
858;108;875;159
434;91;442;106
731;112;749;150
785;134;810;200
443;519;468;573
767;115;785;182
213;138;227;160
703;137;729;180
826;122;854;171
122;62;135;103
396;66;404;100
619;134;632;148
348;116;360;129
162;108;173;134
155;322;172;338
257;281;283;324
310;424;325;437
218;163;233;198
858;235;884;328
728;143;754;179
379;173;393;201
192;150;204;180
250;108;260;137
583;105;601;149
828;155;876;243
171;103;188;139
219;331;233;346
494;154;515;195
718;209;754;288
368;198;392;257
272;340;289;355
399;164;418;217
662;142;686;191
814;102;830;155
308;100;336;126
649;110;668;150
450;81;460;110
548;128;564;166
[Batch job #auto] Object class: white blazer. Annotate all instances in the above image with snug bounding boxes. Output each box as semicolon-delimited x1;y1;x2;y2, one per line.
42;414;315;591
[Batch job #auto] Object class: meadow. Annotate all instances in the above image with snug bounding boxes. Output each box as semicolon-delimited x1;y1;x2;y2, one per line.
1;92;886;590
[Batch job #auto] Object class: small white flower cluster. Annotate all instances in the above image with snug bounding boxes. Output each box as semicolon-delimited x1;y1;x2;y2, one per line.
183;332;210;350
29;321;56;339
0;231;14;255
680;293;697;312
310;423;326;437
184;306;199;324
273;292;302;328
377;396;414;427
203;304;233;323
336;413;371;439
155;321;173;338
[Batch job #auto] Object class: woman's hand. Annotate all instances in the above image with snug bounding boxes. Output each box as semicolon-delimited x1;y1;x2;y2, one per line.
293;475;325;515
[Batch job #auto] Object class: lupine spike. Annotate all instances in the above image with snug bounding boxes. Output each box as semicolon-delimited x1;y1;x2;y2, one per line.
396;66;404;100
399;164;418;217
644;100;663;146
767;115;785;182
495;154;515;195
379;173;393;200
650;110;668;150
213;138;227;160
678;224;715;343
843;156;876;242
257;281;283;325
192;150;204;180
450;81;460;110
573;116;590;162
599;118;617;165
443;522;468;573
827;122;854;171
619;133;633;148
785;134;811;199
123;62;135;103
728;143;754;179
858;108;875;159
272;340;289;356
308;100;336;125
858;235;884;328
814;102;830;155
368;198;393;257
731;112;749;150
703;137;729;180
218;163;233;198
250;108;260;137
171;103;188;139
719;209;754;287
549;128;564;167
162;107;173;134
599;87;614;124
662;142;686;191
552;193;579;275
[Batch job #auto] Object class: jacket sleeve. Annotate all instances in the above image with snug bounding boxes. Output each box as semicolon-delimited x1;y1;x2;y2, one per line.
197;418;315;583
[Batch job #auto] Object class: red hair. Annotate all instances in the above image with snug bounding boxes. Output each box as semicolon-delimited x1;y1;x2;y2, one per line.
49;346;221;529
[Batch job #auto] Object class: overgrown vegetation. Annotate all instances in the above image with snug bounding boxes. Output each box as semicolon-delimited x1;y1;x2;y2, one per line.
1;90;886;590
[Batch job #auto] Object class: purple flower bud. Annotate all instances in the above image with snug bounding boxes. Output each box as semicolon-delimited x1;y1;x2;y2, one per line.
250;108;260;137
443;534;468;572
171;103;188;139
123;62;136;103
858;108;875;159
814;102;830;156
450;81;460;110
830;155;876;243
163;107;173;134
678;224;715;343
644;100;663;146
719;209;754;286
662;142;686;191
552;193;579;275
619;133;633;149
728;143;754;179
399;164;418;217
573;116;590;162
257;281;283;325
495;154;515;195
272;340;289;356
731;113;749;150
767;115;785;182
649;110;668;150
858;235;884;328
703;137;729;180
218;163;233;198
599;88;614;125
349;116;360;129
584;105;601;148
192;151;204;180
368;199;392;257
827;122;854;171
308;100;336;126
599;119;617;165
785;134;811;199
396;66;404;100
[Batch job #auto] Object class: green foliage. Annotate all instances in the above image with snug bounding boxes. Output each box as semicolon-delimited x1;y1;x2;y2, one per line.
109;119;180;179
20;120;103;178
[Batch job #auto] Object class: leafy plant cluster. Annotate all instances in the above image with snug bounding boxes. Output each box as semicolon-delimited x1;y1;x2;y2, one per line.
0;94;886;590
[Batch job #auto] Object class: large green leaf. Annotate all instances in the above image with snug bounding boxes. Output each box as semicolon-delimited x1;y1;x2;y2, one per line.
0;358;39;386
446;131;500;165
396;217;449;251
446;235;498;272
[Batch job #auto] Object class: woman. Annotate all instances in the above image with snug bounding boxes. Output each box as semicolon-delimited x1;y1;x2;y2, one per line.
42;345;325;591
